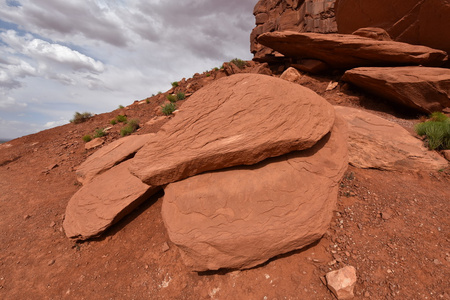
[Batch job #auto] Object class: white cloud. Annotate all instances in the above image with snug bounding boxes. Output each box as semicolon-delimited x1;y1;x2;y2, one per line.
0;95;27;110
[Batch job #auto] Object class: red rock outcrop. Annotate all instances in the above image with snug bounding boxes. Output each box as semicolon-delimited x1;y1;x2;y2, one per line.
335;0;450;55
334;106;448;171
76;134;153;184
161;115;348;271
342;66;450;113
251;0;337;61
257;31;448;69
64;161;158;240
130;74;335;187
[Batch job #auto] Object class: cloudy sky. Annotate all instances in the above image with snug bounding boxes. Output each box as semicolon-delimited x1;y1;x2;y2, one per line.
0;0;257;140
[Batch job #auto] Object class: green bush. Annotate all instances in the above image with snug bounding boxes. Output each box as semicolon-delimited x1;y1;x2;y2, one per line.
118;105;124;109
171;81;179;88
116;115;127;123
161;102;177;116
120;119;140;137
415;112;450;150
230;58;246;69
82;134;92;142
110;119;117;125
70;112;92;124
166;94;177;103
93;128;106;138
176;92;186;100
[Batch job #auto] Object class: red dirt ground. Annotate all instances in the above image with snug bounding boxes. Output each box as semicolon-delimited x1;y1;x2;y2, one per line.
1;65;449;299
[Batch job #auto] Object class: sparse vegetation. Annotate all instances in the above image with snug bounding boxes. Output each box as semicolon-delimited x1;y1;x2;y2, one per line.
171;81;179;88
166;94;177;103
116;115;127;123
230;58;246;69
415;112;450;150
70;112;92;124
110;119;117;125
82;134;92;142
93;128;106;138
120;118;139;136
118;105;125;109
161;102;177;116
176;91;186;100
146;98;150;104
206;73;211;77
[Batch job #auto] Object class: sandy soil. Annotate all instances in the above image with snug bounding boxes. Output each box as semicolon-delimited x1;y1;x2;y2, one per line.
0;65;449;300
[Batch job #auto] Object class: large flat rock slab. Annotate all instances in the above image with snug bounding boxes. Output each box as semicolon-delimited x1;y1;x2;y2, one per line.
76;134;153;184
130;73;335;186
257;31;448;69
342;67;450;113
335;106;448;171
161;115;348;271
63;160;157;240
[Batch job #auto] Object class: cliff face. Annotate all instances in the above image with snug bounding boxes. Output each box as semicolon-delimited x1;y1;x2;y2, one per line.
251;0;337;62
335;0;450;55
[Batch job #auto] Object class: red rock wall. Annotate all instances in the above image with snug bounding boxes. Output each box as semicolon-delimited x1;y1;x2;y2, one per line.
251;0;337;62
335;0;450;55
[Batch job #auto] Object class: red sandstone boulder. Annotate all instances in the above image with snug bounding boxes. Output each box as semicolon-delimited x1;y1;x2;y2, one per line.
251;0;337;61
335;106;448;171
64;160;157;240
352;27;392;41
76;134;153;184
342;66;450;113
130;74;335;187
257;31;448;69
161;115;348;271
335;0;450;55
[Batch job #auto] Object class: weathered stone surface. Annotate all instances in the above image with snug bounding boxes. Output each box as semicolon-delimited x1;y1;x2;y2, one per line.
335;0;450;55
292;59;330;74
251;0;337;61
76;134;153;184
342;67;450;114
64;160;157;240
335;106;448;171
280;67;302;82
257;31;448;69
443;150;450;162
326;266;357;299
352;27;392;41
84;137;104;150
162;115;348;271
130;74;335;187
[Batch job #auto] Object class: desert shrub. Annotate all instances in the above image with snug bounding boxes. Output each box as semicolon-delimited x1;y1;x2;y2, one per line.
415;112;450;150
166;94;177;103
230;58;246;69
93;128;106;138
110;119;117;125
116;115;127;123
82;134;92;142
120;118;139;137
118;105;124;109
171;81;179;88
161;102;177;116
206;73;211;77
70;112;92;124
176;91;186;100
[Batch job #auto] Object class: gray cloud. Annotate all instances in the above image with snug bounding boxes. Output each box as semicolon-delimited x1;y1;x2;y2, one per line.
0;0;129;47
